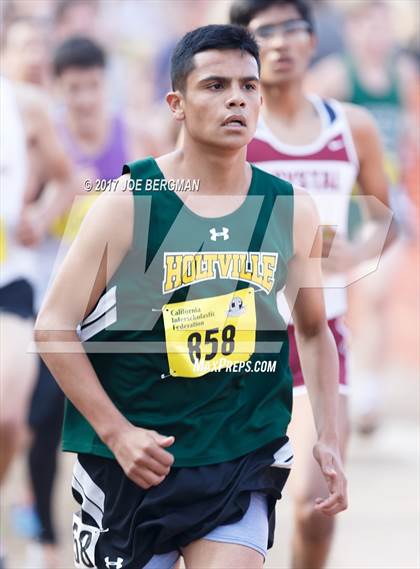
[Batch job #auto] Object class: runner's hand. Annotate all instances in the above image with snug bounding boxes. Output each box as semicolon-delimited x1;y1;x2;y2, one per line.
109;426;175;489
16;204;48;246
313;440;348;516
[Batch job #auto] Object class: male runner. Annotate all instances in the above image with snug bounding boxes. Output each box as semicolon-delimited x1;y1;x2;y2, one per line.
0;76;37;487
0;75;75;569
1;16;51;89
36;25;346;569
0;74;74;481
230;1;394;568
306;0;417;433
49;35;131;244
53;36;129;183
2;21;81;567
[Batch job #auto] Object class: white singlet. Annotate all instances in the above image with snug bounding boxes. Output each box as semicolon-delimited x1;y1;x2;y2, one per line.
247;94;359;320
0;76;34;287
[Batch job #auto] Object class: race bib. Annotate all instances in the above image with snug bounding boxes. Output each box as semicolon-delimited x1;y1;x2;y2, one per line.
72;511;100;569
163;287;256;378
0;220;6;263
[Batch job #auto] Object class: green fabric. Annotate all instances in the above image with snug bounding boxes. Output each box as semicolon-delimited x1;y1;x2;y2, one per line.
63;158;295;466
346;55;400;108
345;55;402;158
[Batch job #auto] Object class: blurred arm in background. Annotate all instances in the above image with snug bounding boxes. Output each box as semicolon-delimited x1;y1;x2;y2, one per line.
14;85;77;246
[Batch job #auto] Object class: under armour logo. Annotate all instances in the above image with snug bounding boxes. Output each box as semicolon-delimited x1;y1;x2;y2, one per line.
104;557;124;569
210;227;229;241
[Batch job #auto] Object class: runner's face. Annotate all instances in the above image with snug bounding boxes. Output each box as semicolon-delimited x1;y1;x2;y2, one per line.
347;4;394;62
56;67;106;119
5;22;49;86
248;5;315;86
181;49;261;150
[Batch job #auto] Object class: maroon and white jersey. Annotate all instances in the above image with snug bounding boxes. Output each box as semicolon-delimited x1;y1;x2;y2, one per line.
247;95;359;319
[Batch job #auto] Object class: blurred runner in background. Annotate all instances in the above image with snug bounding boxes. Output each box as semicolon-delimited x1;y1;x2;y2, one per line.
1;17;77;568
53;0;101;44
230;1;395;567
0;16;51;88
0;70;74;567
306;0;418;434
53;36;130;217
0;75;37;496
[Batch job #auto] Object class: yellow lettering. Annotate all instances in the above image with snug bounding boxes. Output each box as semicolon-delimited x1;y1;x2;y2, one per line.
261;254;278;293
182;254;195;284
203;253;218;278
194;254;209;281
250;254;265;287
239;253;253;280
164;252;278;294
217;254;233;278
164;255;183;292
230;254;241;278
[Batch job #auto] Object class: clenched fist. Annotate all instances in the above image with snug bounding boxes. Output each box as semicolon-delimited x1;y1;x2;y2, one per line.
109;425;175;489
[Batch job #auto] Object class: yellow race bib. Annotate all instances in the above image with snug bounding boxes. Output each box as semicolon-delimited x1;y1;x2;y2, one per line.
163;287;256;378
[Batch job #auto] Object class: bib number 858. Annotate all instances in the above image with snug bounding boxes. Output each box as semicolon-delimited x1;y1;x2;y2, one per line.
187;325;236;364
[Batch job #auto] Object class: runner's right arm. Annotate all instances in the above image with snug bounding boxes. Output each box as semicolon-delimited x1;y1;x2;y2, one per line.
35;176;175;489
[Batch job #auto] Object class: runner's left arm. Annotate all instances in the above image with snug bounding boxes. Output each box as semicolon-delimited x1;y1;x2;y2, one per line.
322;105;396;273
284;188;347;516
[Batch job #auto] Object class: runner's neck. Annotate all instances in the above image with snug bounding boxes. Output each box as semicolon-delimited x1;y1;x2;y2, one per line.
156;146;251;197
261;82;307;121
66;111;110;153
262;90;322;146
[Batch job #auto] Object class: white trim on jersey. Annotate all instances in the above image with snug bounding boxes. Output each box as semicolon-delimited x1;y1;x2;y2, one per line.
326;98;360;170
79;307;117;342
82;286;117;327
310;93;333;131
256;93;359;170
79;286;117;342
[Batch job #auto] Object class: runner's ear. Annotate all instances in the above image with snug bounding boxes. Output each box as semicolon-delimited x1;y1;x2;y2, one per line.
166;91;185;121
